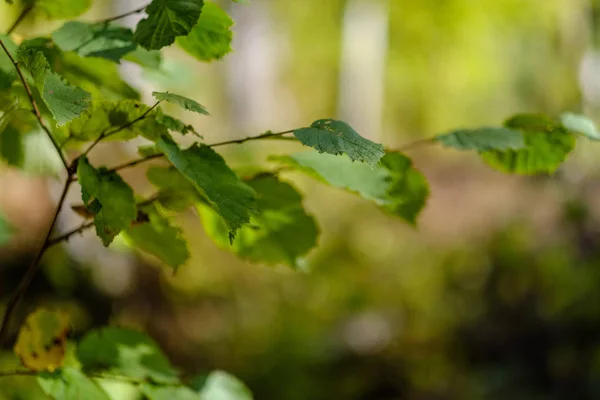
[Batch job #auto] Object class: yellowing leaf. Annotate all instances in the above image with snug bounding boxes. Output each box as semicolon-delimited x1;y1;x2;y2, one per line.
14;308;70;372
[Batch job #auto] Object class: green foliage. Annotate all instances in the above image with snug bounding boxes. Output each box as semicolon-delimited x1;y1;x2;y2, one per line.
176;2;234;62
436;127;525;151
196;371;254;400
272;151;429;225
77;157;137;245
0;35;17;89
134;0;205;50
140;385;199;400
38;368;110;400
17;47;91;126
0;124;24;166
293;119;385;165
0;211;14;246
153;91;209;115
29;0;91;19
560;112;600;140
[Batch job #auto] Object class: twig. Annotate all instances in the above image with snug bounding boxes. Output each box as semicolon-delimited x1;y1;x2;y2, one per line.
0;370;36;378
6;5;33;34
0;39;69;171
0;180;72;345
46;221;94;248
396;137;436;152
97;3;151;24
109;129;296;172
0;369;161;384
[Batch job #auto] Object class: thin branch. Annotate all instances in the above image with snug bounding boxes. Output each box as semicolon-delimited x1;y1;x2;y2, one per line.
0;370;36;378
0;369;156;384
109;129;296;172
0;39;69;171
0;180;72;345
7;5;33;34
97;3;150;24
396;137;436;152
79;101;161;160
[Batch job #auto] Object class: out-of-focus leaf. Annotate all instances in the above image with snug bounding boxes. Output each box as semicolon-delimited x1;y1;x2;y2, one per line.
197;370;253;400
147;166;202;212
176;2;233;62
78;327;179;384
124;47;162;70
0;34;18;89
140;384;199;400
134;0;204;50
560;112;600;141
436;127;525;151
0;124;24;166
29;0;91;19
14;308;70;372
293;119;385;165
38;367;110;400
153;91;209;115
0;211;14;246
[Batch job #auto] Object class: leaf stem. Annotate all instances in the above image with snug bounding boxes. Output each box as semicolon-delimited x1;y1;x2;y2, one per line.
97;3;151;24
6;5;33;34
0;179;72;345
0;38;69;171
396;137;436;152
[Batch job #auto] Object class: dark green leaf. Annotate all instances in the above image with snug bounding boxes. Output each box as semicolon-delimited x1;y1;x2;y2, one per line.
37;367;110;400
199;174;318;268
272;151;429;225
52;22;136;63
156;109;202;137
153;91;209;115
124;204;190;270
30;0;91;19
481;113;576;175
0;124;24;166
197;370;253;400
294;119;385;165
134;0;205;50
78;327;179;384
560;112;600;141
147;166;202;212
140;384;199;400
0;212;15;246
176;2;233;62
17;48;91;126
77;157;137;245
157;137;256;237
436;127;525;151
0;35;17;90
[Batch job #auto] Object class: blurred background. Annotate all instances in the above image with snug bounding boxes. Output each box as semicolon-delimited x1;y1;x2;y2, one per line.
2;0;600;398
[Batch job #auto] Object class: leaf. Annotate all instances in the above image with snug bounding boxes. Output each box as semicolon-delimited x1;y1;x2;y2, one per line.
0;35;18;90
77;327;179;384
272;151;429;225
17;48;91;126
134;0;205;50
77;157;137;246
123;47;163;70
13;308;70;372
481;113;576;175
0;124;24;166
124;204;190;270
0;211;15;246
153;91;209;115
37;367;110;400
197;371;253;400
29;0;91;19
176;2;234;62
293;119;385;165
156;109;202;137
52;22;136;63
560;112;600;141
157;137;256;237
199;174;318;268
435;127;525;151
140;384;200;400
147;166;202;212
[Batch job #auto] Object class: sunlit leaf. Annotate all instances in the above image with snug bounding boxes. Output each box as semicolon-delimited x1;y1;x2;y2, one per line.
17;47;91;126
134;0;205;50
272;151;429;225
157;136;256;237
38;367;110;400
176;2;233;62
140;384;199;400
436;127;525;151
196;370;253;400
199;174;318;268
153;91;209;115
294;119;385;165
78;157;137;245
560;112;600;141
14;308;70;372
78;327;179;384
52;22;136;63
29;0;91;19
123;47;163;70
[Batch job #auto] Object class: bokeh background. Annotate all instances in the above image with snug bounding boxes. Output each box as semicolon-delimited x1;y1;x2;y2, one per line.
2;0;600;398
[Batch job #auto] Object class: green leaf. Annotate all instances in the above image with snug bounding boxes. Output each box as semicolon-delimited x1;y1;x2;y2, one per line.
157;137;256;237
30;0;91;19
0;212;14;246
140;384;200;400
176;2;233;62
78;327;179;384
123;47;163;70
147;166;202;212
156;109;202;137
77;157;137;246
481;113;576;175
560;112;600;141
0;35;18;90
124;204;190;270
52;22;136;63
197;371;253;400
37;367;110;400
153;91;209;115
17;48;91;126
0;124;24;166
134;0;205;50
293;119;385;165
199;174;318;268
272;151;429;225
436;127;525;151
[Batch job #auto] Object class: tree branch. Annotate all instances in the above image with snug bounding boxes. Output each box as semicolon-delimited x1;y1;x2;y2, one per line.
6;5;33;34
97;3;151;24
0;38;69;171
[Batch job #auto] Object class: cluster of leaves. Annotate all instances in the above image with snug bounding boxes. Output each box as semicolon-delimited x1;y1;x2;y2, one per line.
1;0;600;398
